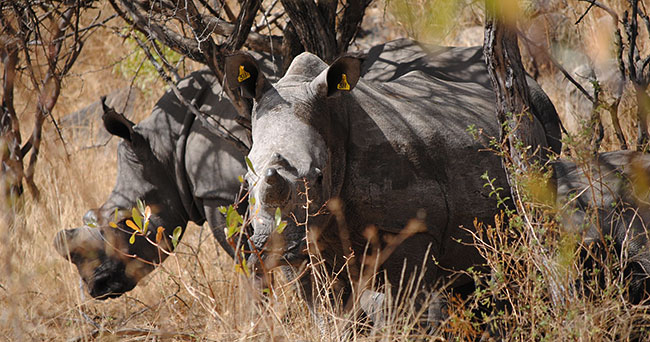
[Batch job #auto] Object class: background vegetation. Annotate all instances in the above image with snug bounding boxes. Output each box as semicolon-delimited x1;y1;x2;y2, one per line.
2;0;650;340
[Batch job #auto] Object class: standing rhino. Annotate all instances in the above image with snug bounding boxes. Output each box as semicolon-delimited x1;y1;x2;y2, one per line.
224;39;561;309
54;69;254;298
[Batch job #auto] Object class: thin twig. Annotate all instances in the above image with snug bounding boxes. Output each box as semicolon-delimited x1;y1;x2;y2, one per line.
575;0;596;25
130;32;250;154
517;29;596;104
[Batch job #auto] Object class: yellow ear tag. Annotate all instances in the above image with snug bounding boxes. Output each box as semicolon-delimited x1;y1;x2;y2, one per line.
238;65;251;82
337;73;350;91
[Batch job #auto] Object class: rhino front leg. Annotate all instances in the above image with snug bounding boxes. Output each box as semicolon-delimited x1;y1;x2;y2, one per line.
203;198;240;259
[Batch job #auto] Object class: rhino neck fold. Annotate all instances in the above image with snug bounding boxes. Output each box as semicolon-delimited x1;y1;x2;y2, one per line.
174;97;206;225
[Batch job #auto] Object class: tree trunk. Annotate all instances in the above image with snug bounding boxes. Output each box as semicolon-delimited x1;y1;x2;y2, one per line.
483;1;554;202
280;21;305;74
635;85;650;151
1;47;24;202
280;0;338;62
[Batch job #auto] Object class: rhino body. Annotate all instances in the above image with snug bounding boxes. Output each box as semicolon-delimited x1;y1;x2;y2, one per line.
55;69;254;298
555;151;650;303
361;150;650;325
225;39;561;306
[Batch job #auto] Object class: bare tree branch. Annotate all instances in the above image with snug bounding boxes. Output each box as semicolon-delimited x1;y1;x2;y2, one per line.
484;1;550;172
131;32;250;154
337;0;372;55
280;0;338;62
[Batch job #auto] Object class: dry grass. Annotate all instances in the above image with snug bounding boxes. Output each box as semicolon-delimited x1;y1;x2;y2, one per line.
2;0;650;341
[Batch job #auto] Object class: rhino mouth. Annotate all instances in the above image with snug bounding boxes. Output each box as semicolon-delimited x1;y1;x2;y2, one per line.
88;254;137;299
248;236;307;272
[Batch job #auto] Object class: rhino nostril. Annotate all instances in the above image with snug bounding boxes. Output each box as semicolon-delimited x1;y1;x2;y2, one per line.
314;167;323;184
83;209;99;226
263;168;290;206
265;167;280;185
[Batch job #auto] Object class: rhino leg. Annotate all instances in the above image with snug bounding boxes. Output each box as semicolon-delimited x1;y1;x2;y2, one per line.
203;198;241;259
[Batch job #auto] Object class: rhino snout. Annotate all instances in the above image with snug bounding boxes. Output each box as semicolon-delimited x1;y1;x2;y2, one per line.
54;226;140;299
54;226;104;259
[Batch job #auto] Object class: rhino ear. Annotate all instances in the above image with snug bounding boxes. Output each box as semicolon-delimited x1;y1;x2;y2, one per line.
225;52;269;101
101;96;135;142
311;55;363;97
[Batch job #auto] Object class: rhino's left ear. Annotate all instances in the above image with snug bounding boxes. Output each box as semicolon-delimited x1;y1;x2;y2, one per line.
311;55;363;97
225;52;269;101
101;96;135;142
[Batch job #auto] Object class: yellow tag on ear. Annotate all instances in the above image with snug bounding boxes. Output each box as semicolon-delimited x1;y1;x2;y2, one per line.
337;73;350;91
238;65;251;82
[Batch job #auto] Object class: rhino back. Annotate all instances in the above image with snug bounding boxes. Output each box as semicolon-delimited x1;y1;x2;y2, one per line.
363;39;561;155
362;39;491;87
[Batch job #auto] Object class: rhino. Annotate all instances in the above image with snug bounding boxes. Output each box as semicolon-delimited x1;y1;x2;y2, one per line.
223;39;562;309
54;69;256;298
555;151;650;304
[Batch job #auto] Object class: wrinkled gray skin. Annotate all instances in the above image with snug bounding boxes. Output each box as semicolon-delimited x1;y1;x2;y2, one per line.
555;151;650;304
225;39;562;312
54;69;254;299
361;150;650;327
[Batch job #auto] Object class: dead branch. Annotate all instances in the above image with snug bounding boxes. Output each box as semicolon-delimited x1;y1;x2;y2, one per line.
130;32;250;154
280;0;337;62
0;1;99;201
623;0;650;150
484;9;548;170
1;38;23;199
337;0;373;55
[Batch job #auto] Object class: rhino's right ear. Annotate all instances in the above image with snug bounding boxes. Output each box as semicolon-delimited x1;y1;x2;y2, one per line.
101;96;135;142
225;52;269;101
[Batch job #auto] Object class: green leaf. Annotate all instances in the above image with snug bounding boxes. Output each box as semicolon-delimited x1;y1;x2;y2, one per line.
218;206;227;214
227;224;238;238
274;207;282;228
249;196;256;206
238;175;244;183
143;219;149;235
172;226;182;249
226;205;243;232
245;156;257;176
224;205;243;238
237;257;250;277
132;207;142;230
129;232;136;244
276;221;287;234
274;207;287;233
114;208;119;222
136;198;145;215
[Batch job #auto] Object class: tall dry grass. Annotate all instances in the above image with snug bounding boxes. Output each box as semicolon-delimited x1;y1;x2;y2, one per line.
2;0;650;341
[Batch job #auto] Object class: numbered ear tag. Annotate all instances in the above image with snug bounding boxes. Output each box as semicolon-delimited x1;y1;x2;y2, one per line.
238;65;251;82
337;73;350;91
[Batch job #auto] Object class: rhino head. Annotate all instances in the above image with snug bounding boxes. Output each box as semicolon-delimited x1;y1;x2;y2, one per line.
55;99;187;299
225;52;362;271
